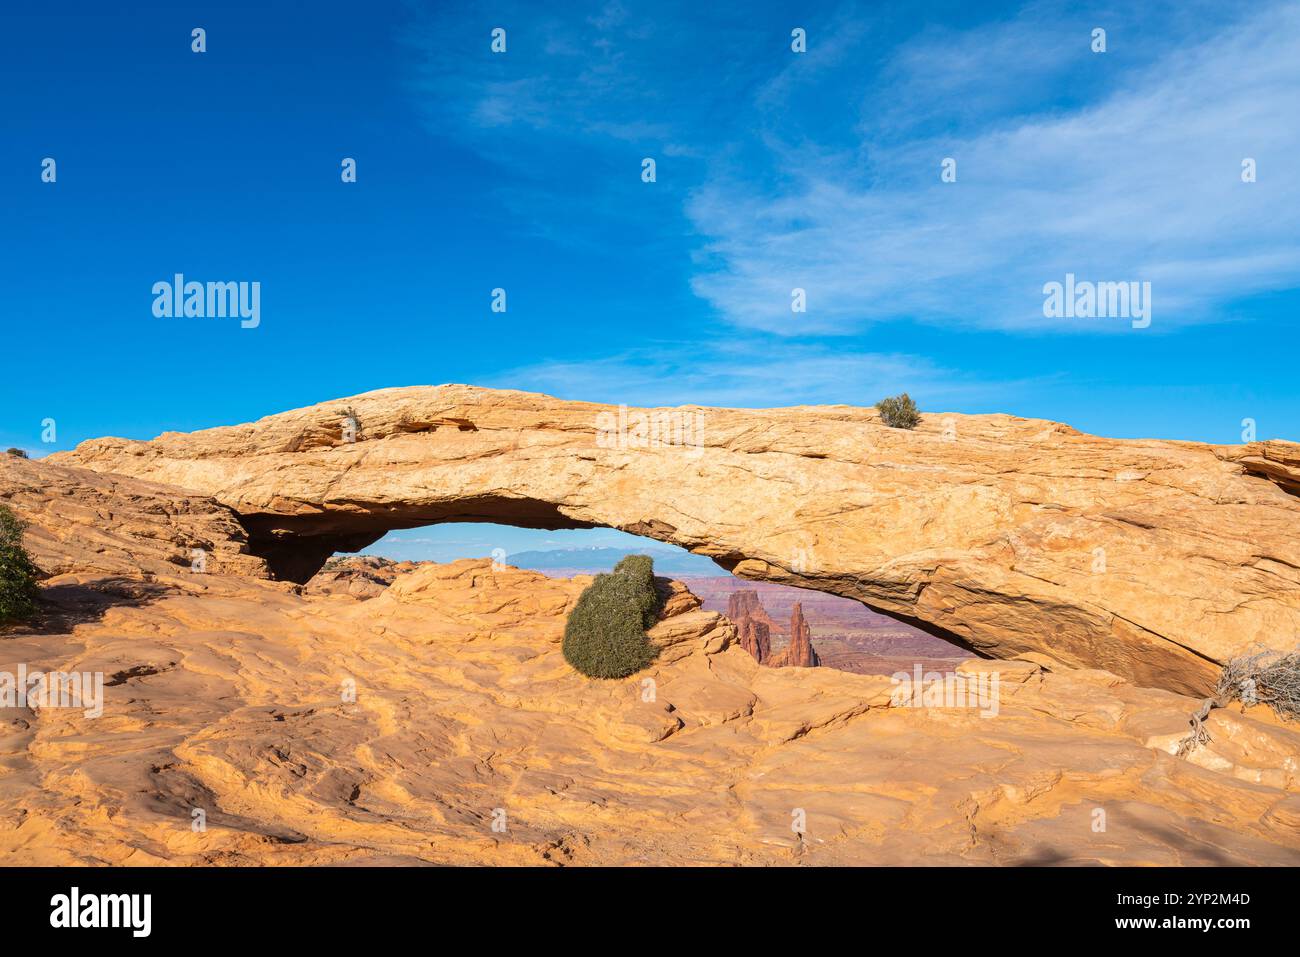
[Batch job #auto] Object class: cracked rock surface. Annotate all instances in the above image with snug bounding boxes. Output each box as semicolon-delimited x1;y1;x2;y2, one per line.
2;471;1297;864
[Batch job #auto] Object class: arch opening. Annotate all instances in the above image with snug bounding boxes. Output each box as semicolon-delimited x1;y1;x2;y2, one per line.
294;520;974;676
241;496;598;583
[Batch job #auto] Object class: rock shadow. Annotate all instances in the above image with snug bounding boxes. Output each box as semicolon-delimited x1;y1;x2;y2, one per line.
10;578;175;636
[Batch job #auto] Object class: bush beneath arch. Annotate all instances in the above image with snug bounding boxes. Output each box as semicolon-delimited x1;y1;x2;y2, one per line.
562;554;661;679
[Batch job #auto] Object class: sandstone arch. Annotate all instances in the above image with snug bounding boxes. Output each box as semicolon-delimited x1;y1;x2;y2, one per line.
53;385;1300;695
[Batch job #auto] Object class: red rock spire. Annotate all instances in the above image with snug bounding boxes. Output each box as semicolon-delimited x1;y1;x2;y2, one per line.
781;601;820;668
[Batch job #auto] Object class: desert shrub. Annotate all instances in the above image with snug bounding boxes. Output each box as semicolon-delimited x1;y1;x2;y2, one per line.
0;505;40;624
562;554;661;679
337;406;362;441
5;448;28;458
876;393;921;430
1177;646;1300;756
1256;652;1300;720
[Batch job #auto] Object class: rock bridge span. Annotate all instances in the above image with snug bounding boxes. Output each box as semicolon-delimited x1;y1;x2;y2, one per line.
52;384;1300;695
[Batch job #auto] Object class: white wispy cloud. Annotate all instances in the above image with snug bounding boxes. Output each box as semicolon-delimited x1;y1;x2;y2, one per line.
489;339;1055;409
689;1;1300;333
400;1;1299;339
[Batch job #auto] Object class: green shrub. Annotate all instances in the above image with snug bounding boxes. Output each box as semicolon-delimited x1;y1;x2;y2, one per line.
876;393;921;429
5;448;28;458
0;505;40;624
562;554;661;679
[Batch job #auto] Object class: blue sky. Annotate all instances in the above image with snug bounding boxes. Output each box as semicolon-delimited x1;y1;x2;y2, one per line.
366;523;726;568
3;0;1297;559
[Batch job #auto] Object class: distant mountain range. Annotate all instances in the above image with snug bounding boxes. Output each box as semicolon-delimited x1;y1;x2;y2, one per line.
506;546;726;576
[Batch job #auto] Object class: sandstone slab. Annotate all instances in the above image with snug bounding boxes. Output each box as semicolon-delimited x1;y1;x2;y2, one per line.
3;551;1297;866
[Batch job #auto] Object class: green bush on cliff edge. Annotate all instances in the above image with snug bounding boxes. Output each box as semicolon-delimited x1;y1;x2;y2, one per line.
0;505;40;625
876;392;921;430
562;554;661;679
